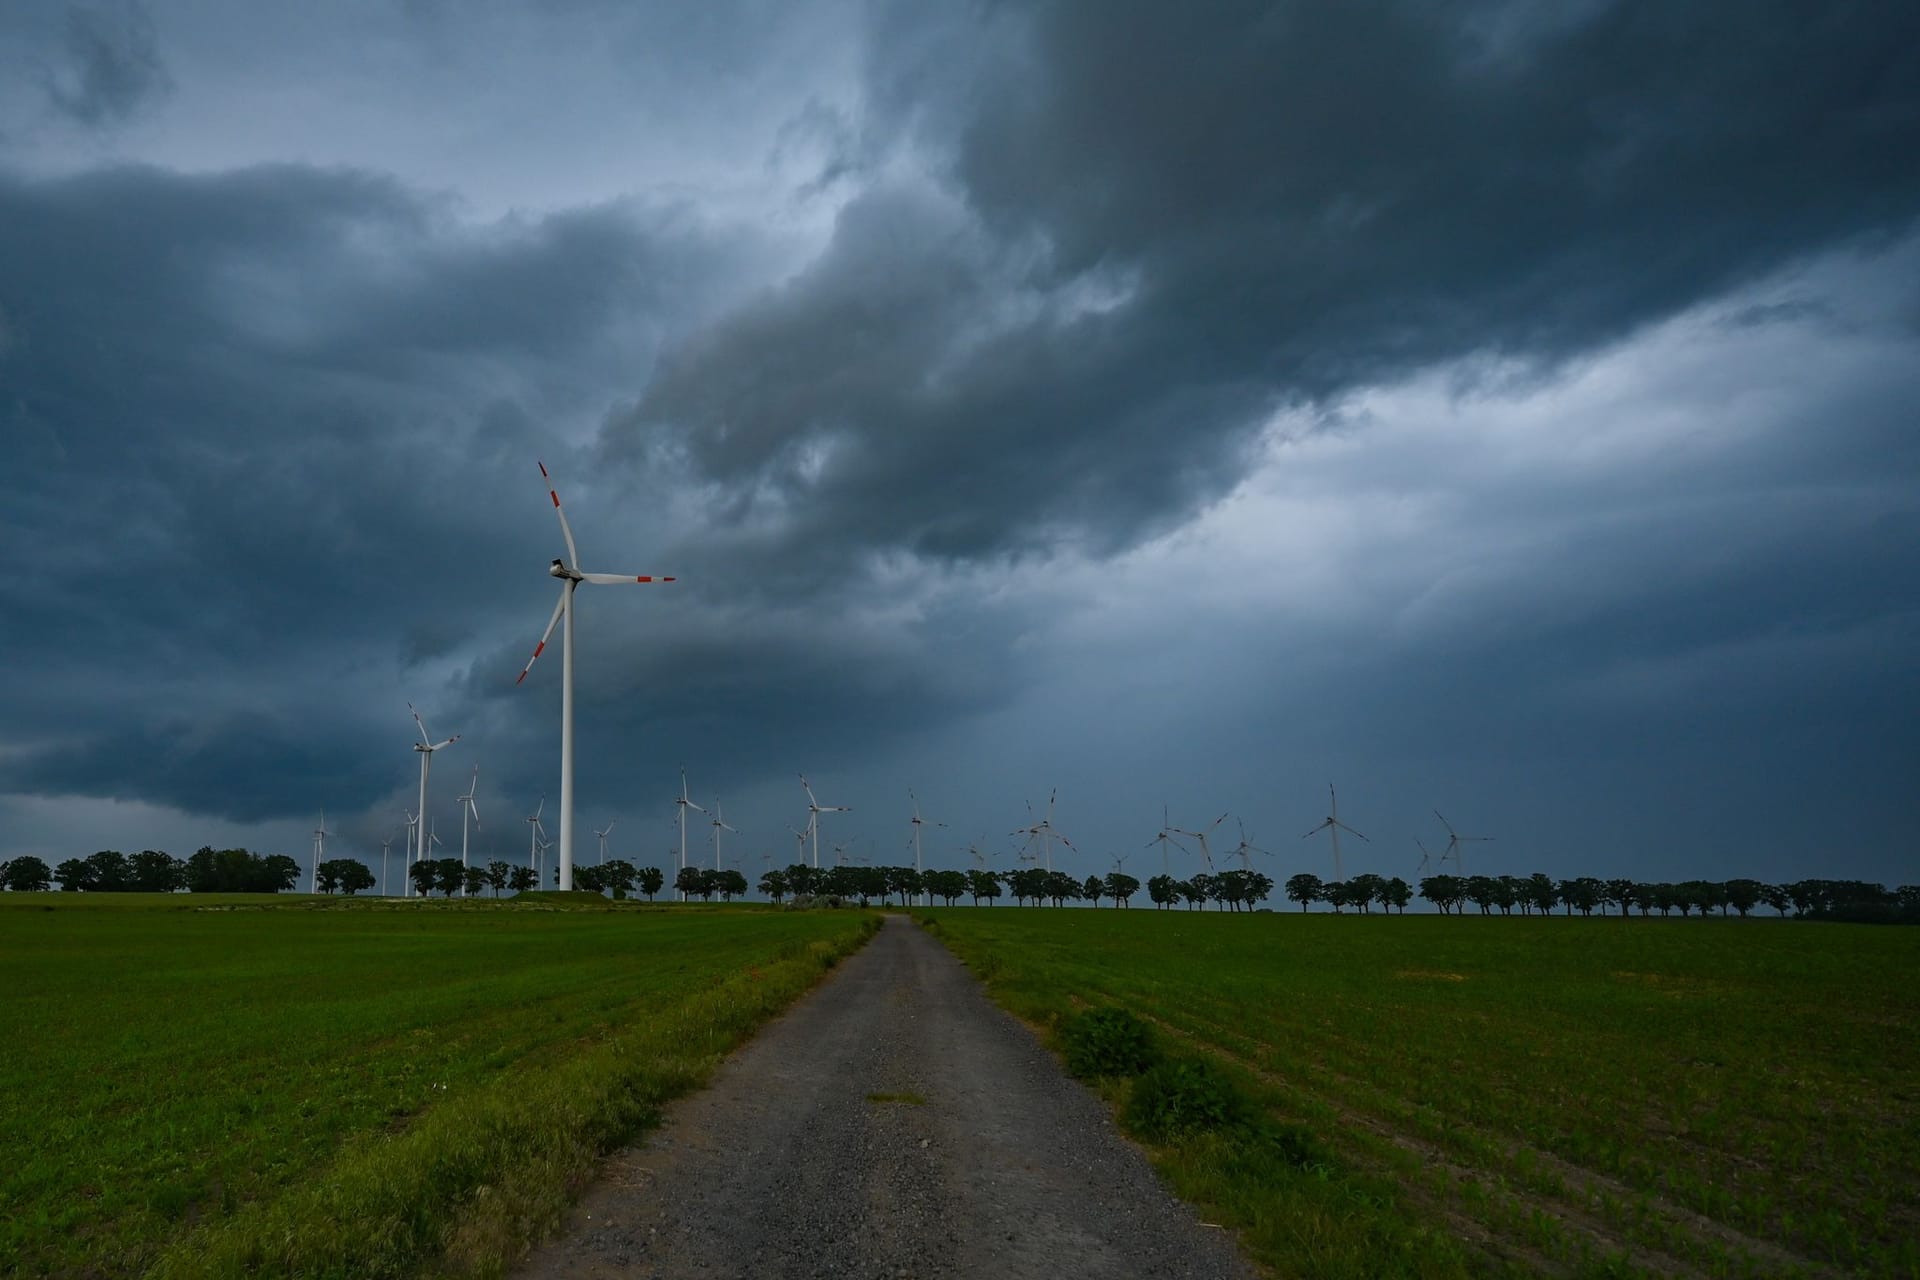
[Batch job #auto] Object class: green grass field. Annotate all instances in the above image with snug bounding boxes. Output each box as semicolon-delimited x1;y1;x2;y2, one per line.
919;908;1918;1279
0;893;877;1279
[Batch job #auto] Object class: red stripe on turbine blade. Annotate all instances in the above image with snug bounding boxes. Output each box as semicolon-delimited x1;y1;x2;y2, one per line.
515;671;529;685
662;576;676;581
549;490;561;507
538;461;550;478
532;641;545;657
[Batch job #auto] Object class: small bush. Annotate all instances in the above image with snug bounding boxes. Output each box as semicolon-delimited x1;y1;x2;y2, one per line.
1123;1055;1247;1140
1060;1007;1160;1079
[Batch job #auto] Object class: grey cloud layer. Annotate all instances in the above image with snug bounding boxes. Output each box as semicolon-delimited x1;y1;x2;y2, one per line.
619;0;1920;568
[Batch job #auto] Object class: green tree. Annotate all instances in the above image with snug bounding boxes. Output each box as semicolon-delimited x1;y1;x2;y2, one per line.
1383;876;1412;913
1418;875;1467;914
1759;883;1791;916
1284;872;1322;912
1724;878;1764;917
1347;872;1385;914
926;869;968;905
715;868;748;901
1176;879;1205;910
84;850;131;892
759;867;790;902
1083;873;1105;905
601;859;638;900
674;866;705;900
887;865;924;905
128;850;183;893
53;858;95;891
408;859;438;896
574;864;608;894
1322;879;1351;913
462;865;488;898
1146;873;1177;909
1105;871;1140;907
485;860;511;897
3;855;52;891
329;859;375;895
432;858;465;897
965;869;1002;905
509;865;538;893
1603;878;1638;916
637;865;665;900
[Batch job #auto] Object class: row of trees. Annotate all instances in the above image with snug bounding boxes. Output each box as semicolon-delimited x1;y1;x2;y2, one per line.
7;850;1913;923
0;849;303;894
1277;871;1920;921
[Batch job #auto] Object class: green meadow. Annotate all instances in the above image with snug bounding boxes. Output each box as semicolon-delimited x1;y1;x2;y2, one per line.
919;908;1918;1279
0;893;877;1279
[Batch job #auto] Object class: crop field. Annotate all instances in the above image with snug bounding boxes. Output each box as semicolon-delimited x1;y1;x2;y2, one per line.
919;908;1918;1279
0;893;877;1279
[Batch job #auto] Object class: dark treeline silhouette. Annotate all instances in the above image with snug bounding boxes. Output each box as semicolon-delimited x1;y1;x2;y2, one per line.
1274;871;1919;923
0;848;302;894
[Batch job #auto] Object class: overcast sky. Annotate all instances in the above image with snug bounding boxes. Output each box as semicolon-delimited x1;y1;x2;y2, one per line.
3;1;1916;894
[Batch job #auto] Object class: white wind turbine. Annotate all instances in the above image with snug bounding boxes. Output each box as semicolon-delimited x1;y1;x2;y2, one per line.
709;800;737;870
310;809;332;894
1227;820;1272;873
1146;804;1185;877
908;788;943;904
1434;810;1493;876
524;797;547;878
593;819;617;865
800;775;849;868
673;770;706;881
407;703;459;898
1170;812;1228;873
1416;840;1435;877
1302;784;1367;882
456;766;482;888
514;460;675;891
787;825;809;868
381;832;396;897
1012;790;1073;873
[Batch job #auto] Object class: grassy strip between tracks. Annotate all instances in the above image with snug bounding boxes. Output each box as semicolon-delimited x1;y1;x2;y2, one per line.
0;894;878;1279
916;908;1918;1280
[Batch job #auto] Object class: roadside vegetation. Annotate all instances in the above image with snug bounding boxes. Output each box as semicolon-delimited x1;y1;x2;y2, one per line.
919;907;1918;1279
0;893;877;1279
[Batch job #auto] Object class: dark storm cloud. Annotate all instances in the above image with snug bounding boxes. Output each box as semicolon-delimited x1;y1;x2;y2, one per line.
42;1;171;128
613;0;1920;570
0;163;745;822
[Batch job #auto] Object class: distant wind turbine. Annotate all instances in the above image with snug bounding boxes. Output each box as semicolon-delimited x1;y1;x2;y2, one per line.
1012;790;1073;872
310;809;332;894
1433;810;1493;876
1227;820;1272;873
381;832;396;897
908;788;943;904
1171;812;1228;872
1416;840;1435;877
1146;804;1185;877
800;775;849;868
674;769;707;880
1302;785;1367;882
524;796;547;877
407;703;459;898
514;459;675;891
709;800;736;870
456;766;482;888
404;810;419;891
593;819;617;865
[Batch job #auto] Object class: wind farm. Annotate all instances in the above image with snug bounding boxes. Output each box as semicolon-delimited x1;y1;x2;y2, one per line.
6;5;1917;1277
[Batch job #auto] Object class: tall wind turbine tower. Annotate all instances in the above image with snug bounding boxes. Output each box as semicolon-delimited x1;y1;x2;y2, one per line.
1302;784;1367;882
407;704;459;898
1146;804;1184;877
908;788;943;904
524;797;546;875
800;775;849;868
673;769;707;878
592;820;617;865
310;810;332;894
515;460;675;891
456;766;481;885
709;800;736;870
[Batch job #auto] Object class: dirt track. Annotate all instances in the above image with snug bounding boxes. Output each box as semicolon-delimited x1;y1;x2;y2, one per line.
510;914;1256;1279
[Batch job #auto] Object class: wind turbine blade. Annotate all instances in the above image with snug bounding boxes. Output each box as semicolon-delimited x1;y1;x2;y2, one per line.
605;820;616;836
580;571;676;584
408;703;433;745
516;585;569;684
428;736;459;751
1333;819;1368;840
539;461;580;568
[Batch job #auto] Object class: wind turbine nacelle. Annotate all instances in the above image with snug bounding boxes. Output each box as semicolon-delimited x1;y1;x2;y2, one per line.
549;558;578;580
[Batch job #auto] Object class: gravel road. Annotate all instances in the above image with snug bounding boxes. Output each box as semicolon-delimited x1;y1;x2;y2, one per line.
510;914;1257;1280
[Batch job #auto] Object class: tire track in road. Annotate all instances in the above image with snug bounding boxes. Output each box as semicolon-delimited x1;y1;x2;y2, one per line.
511;914;1256;1279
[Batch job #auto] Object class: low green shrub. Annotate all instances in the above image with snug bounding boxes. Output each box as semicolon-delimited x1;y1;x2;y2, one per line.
1060;1006;1160;1078
1123;1055;1247;1140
